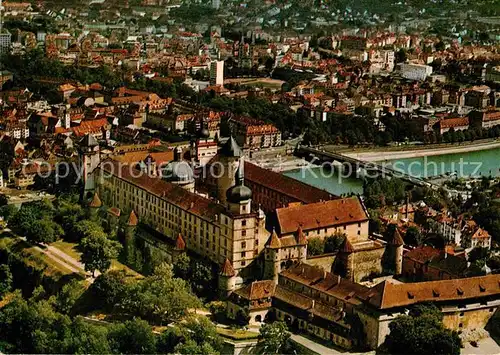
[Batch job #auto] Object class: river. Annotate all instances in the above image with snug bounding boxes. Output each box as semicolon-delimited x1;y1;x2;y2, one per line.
283;147;500;196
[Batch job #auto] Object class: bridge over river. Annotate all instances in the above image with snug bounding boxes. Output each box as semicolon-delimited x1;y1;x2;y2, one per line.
294;145;436;189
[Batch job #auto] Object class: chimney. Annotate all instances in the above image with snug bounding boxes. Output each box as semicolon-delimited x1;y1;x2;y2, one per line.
311;299;315;309
337;275;341;285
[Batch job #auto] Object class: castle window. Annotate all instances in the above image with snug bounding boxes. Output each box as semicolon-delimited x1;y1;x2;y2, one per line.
242;230;246;237
242;242;246;248
242;220;246;226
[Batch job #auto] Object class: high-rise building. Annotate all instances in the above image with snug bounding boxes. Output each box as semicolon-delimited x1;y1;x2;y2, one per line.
210;60;224;86
0;0;10;55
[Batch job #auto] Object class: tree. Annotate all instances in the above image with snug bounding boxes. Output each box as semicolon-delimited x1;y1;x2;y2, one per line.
55;279;84;315
0;264;12;297
0;204;18;222
108;318;157;354
158;315;222;354
259;321;290;354
8;201;62;244
125;263;202;324
405;226;423;246
172;253;190;279
384;303;460;355
80;230;122;277
307;237;324;256
30;218;64;244
0;291;72;353
324;233;346;253
89;270;128;311
65;317;111;354
235;308;250;326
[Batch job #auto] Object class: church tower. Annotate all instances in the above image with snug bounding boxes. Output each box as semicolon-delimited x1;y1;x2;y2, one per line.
217;136;242;204
78;133;100;197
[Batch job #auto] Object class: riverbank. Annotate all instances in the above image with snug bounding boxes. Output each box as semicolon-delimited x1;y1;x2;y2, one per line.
343;140;500;162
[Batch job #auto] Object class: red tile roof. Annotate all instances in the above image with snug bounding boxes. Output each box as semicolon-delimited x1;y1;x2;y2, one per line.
175;233;186;250
368;275;500;310
97;159;226;222
89;192;102;208
220;258;235;277
276;197;368;235
268;230;281;249
127;210;138;226
234;280;276;301
244;161;336;204
389;229;404;246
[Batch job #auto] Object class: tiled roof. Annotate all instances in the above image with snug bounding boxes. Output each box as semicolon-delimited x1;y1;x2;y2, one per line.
339;237;354;253
389;229;404;246
89;192;102;208
472;227;490;240
268;230;281;249
296;227;307;245
108;207;121;217
97;159;226;222
234;280;276;300
244;161;335;204
127;210;138;226
368;274;500;310
438;117;469;129
220;258;236;277
175;233;186;250
280;263;371;306
404;246;441;264
276;197;368;235
111;150;174;166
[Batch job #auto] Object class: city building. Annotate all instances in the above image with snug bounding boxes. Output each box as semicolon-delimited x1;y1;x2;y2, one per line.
228;116;281;149
399;63;433;81
210;60;224;86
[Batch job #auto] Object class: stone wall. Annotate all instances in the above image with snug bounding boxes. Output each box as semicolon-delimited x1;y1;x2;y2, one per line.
352;247;385;282
305;254;337;270
443;305;499;330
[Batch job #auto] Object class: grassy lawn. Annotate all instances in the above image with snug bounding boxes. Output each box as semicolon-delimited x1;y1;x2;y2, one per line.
50;240;142;279
0;234;77;277
217;327;260;341
51;240;82;260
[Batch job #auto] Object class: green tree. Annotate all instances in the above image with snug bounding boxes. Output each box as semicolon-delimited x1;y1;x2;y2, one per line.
0;291;71;353
55;279;84;315
0;264;12;297
65;317;111;354
0;204;18;222
108;318;157;354
384;303;460;355
80;230;122;277
307;237;324;256
30;218;64;244
126;263;202;324
172;253;191;279
88;270;127;311
259;321;290;354
235;308;250;326
405;226;423;246
324;233;346;253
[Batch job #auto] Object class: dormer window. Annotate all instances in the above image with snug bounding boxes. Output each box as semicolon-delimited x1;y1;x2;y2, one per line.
407;291;414;299
457;288;464;296
479;284;486;292
432;289;440;297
